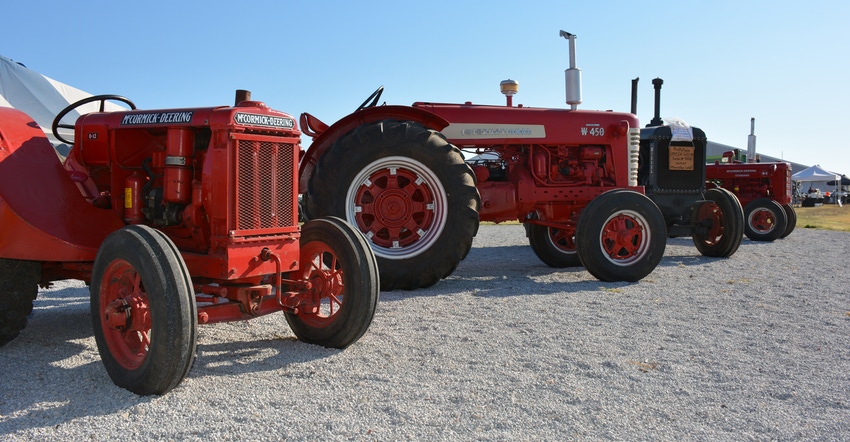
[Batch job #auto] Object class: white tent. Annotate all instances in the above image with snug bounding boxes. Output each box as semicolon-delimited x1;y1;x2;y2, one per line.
793;164;842;205
792;164;840;182
0;55;126;153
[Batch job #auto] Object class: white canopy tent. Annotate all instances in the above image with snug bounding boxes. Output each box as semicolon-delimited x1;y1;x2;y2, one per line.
792;164;842;205
0;55;127;153
792;164;840;183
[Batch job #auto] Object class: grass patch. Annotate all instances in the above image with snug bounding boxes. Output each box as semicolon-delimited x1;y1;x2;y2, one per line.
794;204;850;232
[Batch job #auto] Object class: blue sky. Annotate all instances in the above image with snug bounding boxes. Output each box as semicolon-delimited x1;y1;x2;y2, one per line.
3;1;849;176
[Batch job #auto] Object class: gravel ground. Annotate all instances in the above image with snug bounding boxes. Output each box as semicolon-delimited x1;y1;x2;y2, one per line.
1;225;849;441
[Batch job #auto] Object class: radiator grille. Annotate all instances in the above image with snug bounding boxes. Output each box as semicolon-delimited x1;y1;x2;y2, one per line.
628;128;640;187
235;138;296;233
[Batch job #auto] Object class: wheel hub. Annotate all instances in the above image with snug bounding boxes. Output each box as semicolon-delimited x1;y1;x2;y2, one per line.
104;298;130;330
602;215;642;259
353;166;435;249
749;209;775;233
374;189;413;227
103;292;150;333
696;202;724;244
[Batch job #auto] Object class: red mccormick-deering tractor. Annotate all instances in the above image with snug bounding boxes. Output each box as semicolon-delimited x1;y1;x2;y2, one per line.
300;31;667;289
632;78;744;257
0;91;379;395
705;119;796;241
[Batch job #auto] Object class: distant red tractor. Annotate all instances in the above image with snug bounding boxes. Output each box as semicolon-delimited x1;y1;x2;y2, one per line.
0;91;379;395
300;31;668;289
705;135;796;242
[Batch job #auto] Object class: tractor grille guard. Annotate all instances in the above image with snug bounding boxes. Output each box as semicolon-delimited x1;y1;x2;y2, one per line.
231;133;298;236
628;127;640;187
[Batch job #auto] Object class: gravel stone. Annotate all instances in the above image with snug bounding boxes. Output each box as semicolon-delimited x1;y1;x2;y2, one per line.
1;225;848;440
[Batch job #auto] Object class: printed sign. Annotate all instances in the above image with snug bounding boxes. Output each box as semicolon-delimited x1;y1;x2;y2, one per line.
669;145;694;171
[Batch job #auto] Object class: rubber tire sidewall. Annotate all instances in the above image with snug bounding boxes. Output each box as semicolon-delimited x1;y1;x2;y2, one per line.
692;187;744;257
576;189;666;282
90;225;197;396
285;217;379;348
0;259;40;346
527;222;582;268
780;203;797;238
743;198;788;242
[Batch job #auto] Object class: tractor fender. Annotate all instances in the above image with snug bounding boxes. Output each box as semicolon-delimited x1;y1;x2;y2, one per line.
297;105;449;193
0;107;124;262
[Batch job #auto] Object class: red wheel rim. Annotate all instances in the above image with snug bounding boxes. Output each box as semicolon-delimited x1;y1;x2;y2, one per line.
346;156;447;259
298;240;344;327
599;211;650;265
696;202;725;246
99;259;151;370
353;166;436;249
748;208;776;233
548;227;576;253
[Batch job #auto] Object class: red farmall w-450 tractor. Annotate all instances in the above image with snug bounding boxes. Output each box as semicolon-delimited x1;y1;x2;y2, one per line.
0;91;379;395
300;31;667;289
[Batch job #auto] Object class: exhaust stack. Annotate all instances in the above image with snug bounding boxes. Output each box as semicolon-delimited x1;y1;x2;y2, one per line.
560;30;582;110
630;77;639;114
747;117;756;163
649;78;664;127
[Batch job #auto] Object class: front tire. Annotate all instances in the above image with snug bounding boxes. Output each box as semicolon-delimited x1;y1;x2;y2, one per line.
527;223;582;268
780;203;797;238
575;190;666;282
90;225;197;395
0;259;40;346
306;120;480;290
743;198;788;241
692;187;744;257
285;217;379;348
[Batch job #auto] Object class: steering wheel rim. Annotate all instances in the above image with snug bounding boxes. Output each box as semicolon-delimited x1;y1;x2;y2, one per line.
52;94;136;144
355;86;384;112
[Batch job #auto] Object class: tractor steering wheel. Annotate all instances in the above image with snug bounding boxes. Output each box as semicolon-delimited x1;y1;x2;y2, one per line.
355;86;384;112
52;94;136;145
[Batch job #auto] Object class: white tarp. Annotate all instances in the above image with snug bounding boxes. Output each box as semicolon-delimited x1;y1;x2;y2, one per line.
0;55;126;151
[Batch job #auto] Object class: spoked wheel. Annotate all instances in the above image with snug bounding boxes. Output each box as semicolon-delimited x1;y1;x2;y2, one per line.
285;217;379;348
576;189;666;282
527;222;582;267
692;187;744;257
780;203;797;238
743;198;788;241
306;120;479;290
90;225;196;395
0;259;41;346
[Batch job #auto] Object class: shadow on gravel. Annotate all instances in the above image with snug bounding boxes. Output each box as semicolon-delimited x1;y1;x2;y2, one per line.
380;245;642;300
0;285;339;433
379;238;740;302
191;334;335;379
0;285;151;432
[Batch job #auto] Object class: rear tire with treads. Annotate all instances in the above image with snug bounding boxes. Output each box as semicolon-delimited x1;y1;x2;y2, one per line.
0;259;40;346
306;120;480;290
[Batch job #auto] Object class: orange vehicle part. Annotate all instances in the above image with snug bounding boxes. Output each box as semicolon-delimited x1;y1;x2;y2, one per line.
0;107;124;261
